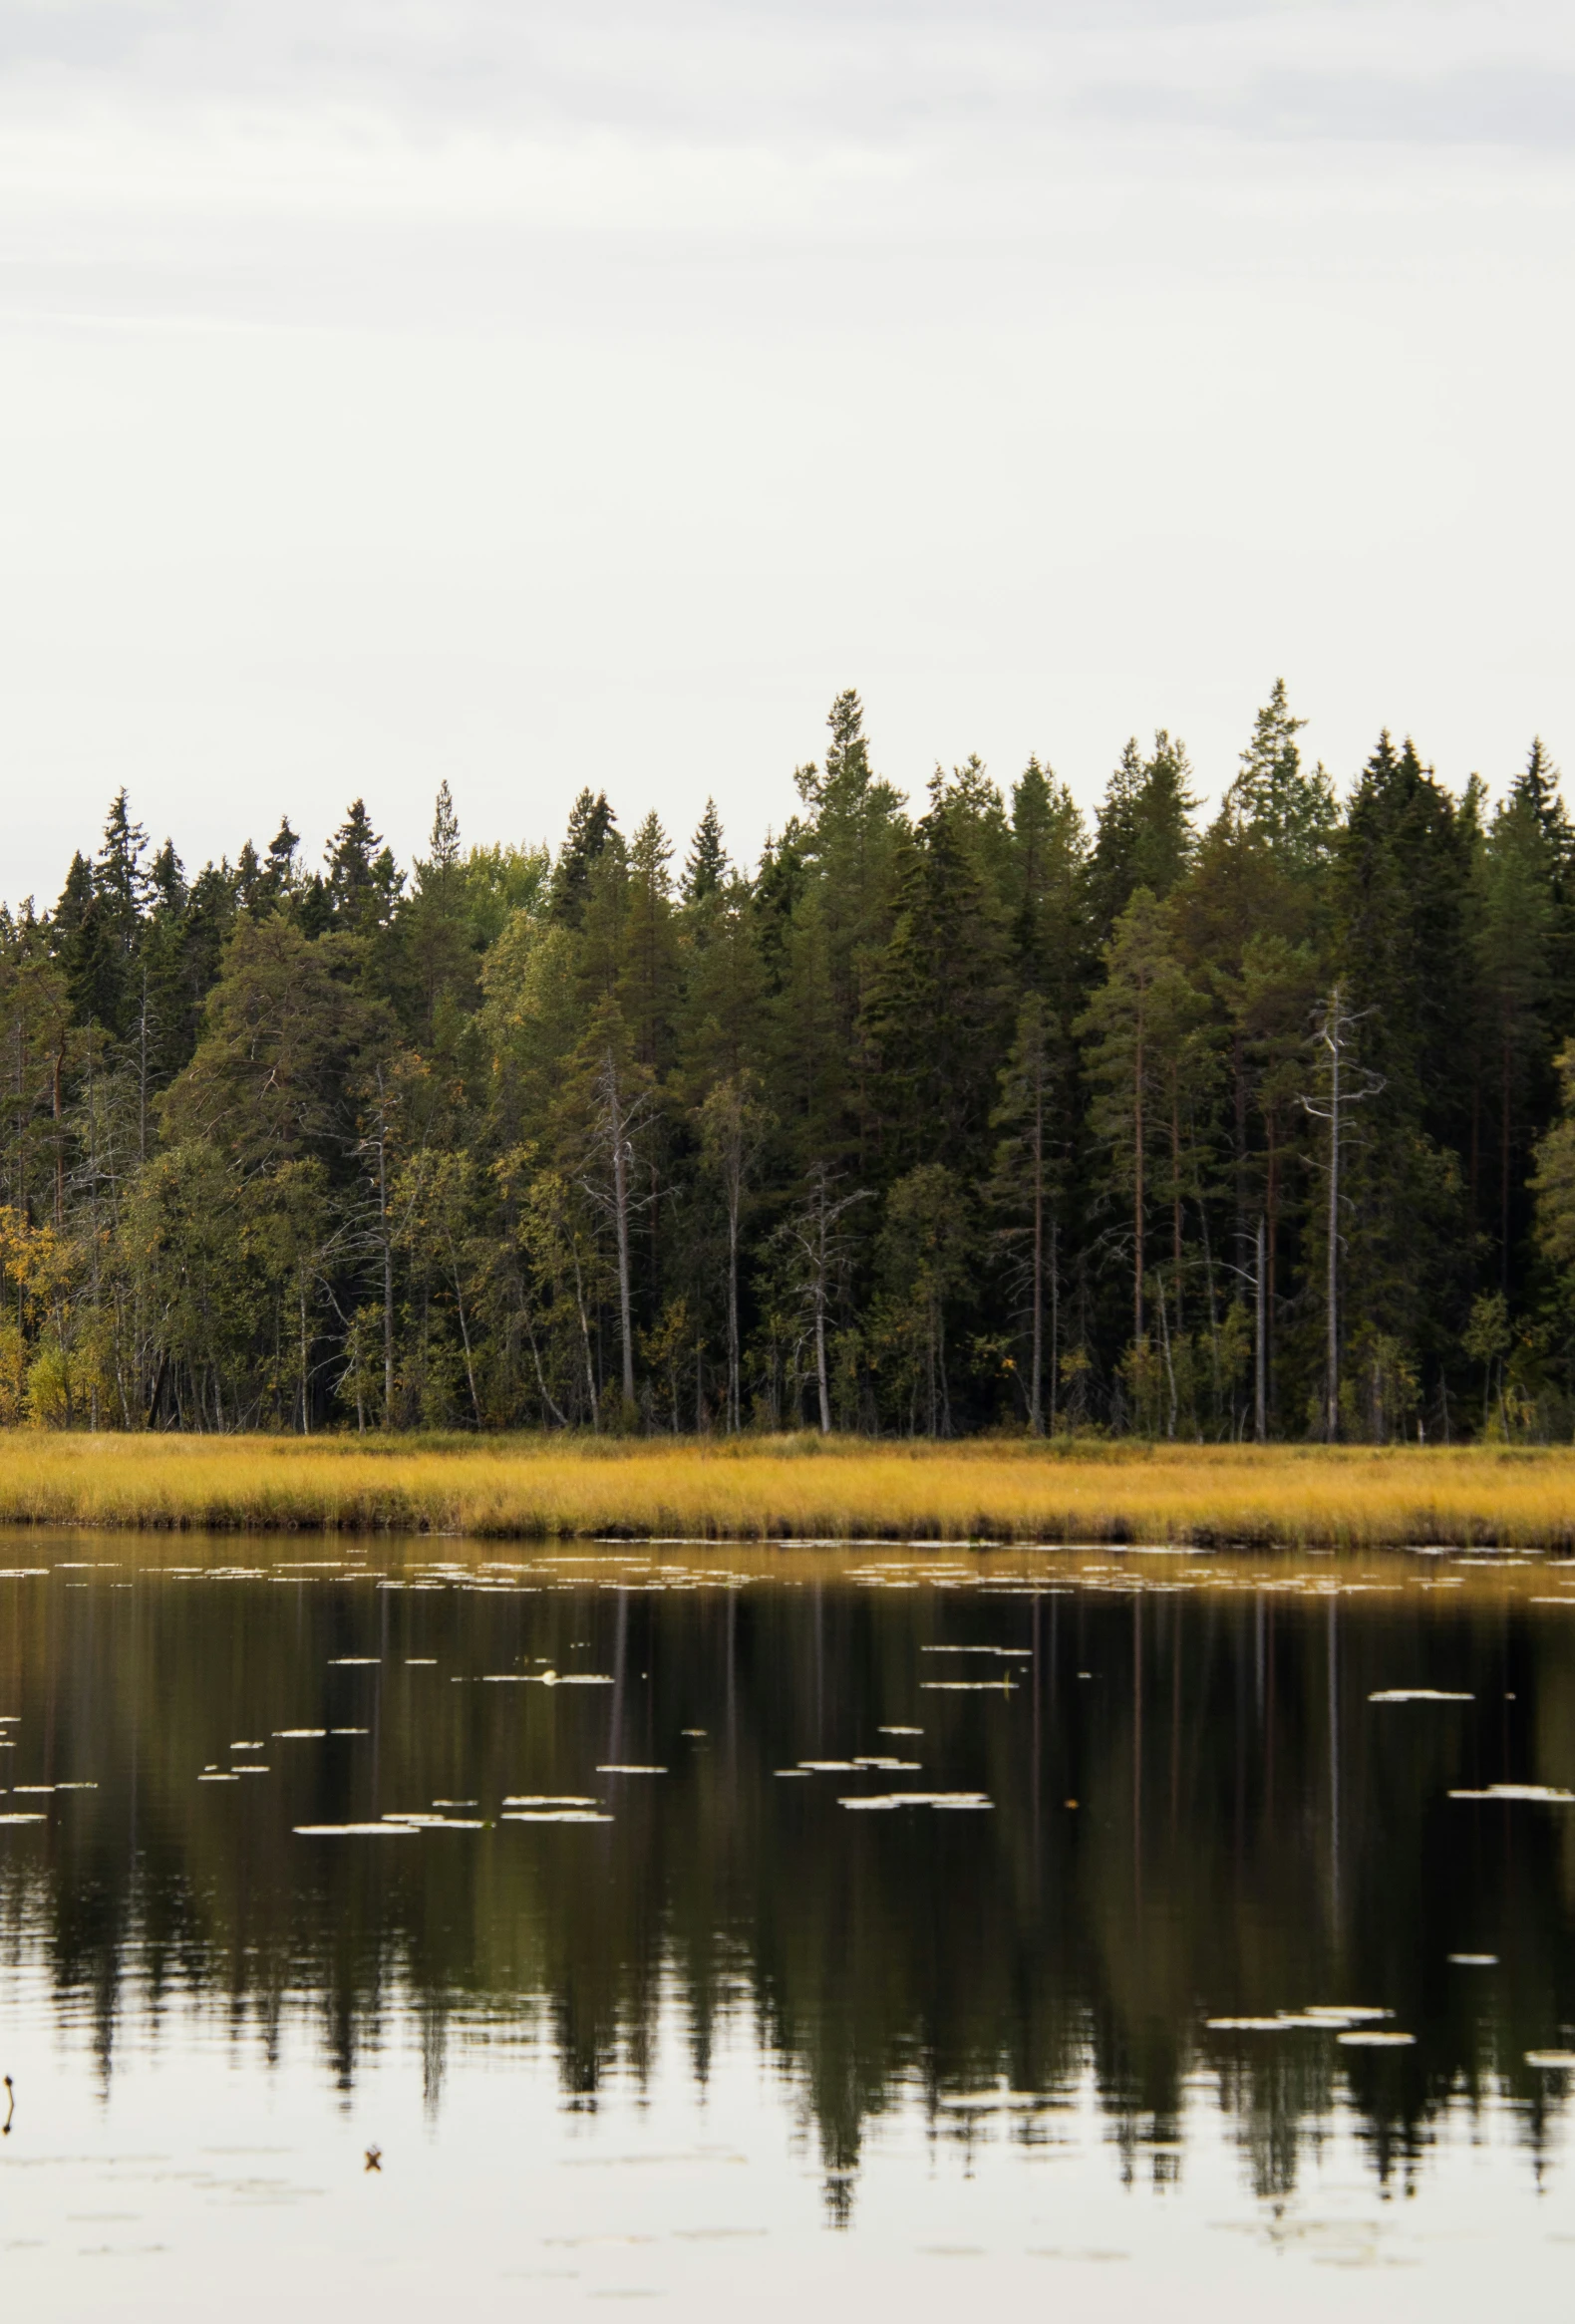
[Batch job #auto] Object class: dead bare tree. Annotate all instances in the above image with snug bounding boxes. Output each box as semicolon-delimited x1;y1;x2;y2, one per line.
1301;985;1383;1441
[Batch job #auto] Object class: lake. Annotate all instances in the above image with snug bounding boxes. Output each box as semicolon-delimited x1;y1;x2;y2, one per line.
1;1535;1573;2316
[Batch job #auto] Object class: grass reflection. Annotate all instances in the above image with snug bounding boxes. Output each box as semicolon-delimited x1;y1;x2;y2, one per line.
0;1540;1573;2210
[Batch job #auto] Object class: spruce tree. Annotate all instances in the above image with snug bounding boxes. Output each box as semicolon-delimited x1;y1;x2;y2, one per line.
1472;786;1557;1289
793;692;906;1159
53;850;119;1032
1089;733;1197;939
682;799;729;905
398;782;476;1049
987;992;1065;1431
1009;756;1091;1014
549;789;618;927
1076;889;1205;1358
1225;681;1338;873
260;818;300;908
1332;733;1474;1407
325;800;402;937
619;814;680;1079
96;789;150;940
861;769;1011;1178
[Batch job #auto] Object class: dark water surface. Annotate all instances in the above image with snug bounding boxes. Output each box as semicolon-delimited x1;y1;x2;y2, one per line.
3;1536;1575;2315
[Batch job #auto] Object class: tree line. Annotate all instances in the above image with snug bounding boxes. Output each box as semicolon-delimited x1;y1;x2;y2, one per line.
5;682;1575;1438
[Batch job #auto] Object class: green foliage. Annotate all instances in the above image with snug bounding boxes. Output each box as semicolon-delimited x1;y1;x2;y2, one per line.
548;788;619;926
1090;732;1196;938
1223;679;1338;873
13;693;1575;1440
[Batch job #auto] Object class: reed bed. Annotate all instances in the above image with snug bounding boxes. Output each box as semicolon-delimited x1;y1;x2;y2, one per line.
0;1433;1572;1547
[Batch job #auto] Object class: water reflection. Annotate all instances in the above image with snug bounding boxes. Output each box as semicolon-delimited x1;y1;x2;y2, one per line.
2;1541;1575;2223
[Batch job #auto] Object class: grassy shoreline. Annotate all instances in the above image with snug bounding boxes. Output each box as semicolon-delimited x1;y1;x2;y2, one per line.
0;1433;1572;1546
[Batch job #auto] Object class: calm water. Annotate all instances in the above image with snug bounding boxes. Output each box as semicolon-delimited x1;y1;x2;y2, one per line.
3;1536;1575;2316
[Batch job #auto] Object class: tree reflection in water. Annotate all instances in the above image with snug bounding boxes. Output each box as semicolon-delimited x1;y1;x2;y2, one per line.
2;1541;1573;2217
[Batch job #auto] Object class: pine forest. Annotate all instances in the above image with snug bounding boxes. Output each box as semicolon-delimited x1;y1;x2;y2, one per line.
6;683;1575;1444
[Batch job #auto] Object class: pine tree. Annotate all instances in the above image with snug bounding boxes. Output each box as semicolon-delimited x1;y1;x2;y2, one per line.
1172;789;1318;1281
1338;733;1471;1132
429;781;461;874
1224;681;1338;873
51;792;154;1037
793;692;906;1158
1512;740;1575;1041
149;839;185;915
160;917;381;1174
325;800;402;936
698;1070;771;1431
1089;733;1196;938
19;684;1575;1445
676;881;768;1098
1076;889;1207;1360
861;768;1011;1177
1332;734;1474;1409
770;887;843;1176
402;783;476;1046
1472;786;1557;1289
1009;756;1091;1013
682;799;728;905
1533;1041;1575;1282
557;998;655;1421
618;814;680;1079
875;1164;972;1436
53;850;119;1032
235;841;262;911
96;789;150;940
1227;930;1323;1424
549;789;618;926
133;843;194;1148
987;993;1065;1431
260;818;300;908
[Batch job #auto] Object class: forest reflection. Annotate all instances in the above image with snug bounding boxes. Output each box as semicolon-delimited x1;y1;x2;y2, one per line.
2;1543;1574;2213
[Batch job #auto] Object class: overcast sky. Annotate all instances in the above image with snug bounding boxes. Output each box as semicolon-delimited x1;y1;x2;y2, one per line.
1;0;1572;901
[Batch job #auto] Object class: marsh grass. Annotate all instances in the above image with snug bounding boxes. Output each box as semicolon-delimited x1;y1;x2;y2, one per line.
0;1432;1573;1546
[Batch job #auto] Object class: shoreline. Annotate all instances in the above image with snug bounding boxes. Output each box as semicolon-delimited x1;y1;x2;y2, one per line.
0;1435;1570;1547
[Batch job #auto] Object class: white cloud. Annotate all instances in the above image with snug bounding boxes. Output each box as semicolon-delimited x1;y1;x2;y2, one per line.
0;0;1571;900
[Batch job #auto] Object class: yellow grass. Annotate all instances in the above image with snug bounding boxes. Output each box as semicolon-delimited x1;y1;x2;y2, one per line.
0;1432;1571;1546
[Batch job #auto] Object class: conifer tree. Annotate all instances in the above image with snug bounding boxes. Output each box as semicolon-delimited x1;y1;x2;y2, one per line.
1473;786;1557;1287
699;1070;770;1431
12;679;1575;1441
549;789;618;926
771;887;844;1177
259;819;300;909
404;783;477;1046
325;800;403;937
682;799;728;905
1089;733;1196;938
876;1163;971;1436
1076;889;1202;1357
793;692;906;1157
1009;756;1091;1015
619;814;680;1079
987;993;1064;1430
862;768;1011;1176
1334;734;1473;1399
1224;681;1338;873
97;790;150;943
